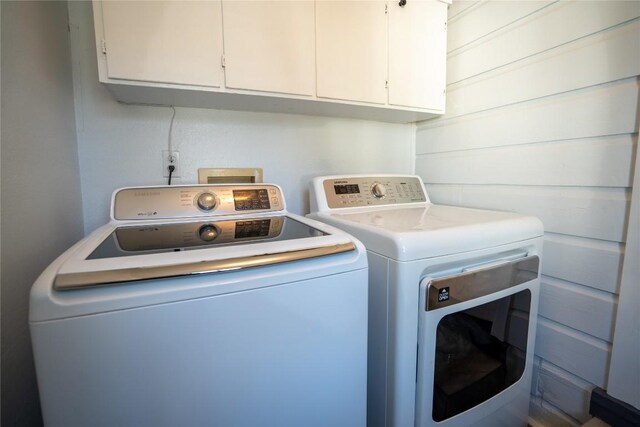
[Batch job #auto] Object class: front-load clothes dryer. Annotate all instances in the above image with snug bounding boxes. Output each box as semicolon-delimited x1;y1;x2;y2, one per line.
30;183;368;427
308;175;544;427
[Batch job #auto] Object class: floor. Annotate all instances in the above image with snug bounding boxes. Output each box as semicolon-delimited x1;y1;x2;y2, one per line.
582;418;611;427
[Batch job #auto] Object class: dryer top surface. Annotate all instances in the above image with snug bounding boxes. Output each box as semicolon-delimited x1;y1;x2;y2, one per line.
312;203;543;261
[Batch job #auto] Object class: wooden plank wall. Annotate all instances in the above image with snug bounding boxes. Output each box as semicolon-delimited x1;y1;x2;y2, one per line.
415;1;640;424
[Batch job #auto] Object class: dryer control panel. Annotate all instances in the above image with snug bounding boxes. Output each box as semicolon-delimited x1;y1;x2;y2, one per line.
322;176;427;208
112;184;285;220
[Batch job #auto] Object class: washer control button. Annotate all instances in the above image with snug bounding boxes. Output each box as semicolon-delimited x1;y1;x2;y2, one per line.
371;183;387;199
196;192;217;211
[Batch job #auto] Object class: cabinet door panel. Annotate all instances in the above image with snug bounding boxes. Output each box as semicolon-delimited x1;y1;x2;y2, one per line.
316;1;387;104
388;0;447;110
222;1;315;96
101;1;224;87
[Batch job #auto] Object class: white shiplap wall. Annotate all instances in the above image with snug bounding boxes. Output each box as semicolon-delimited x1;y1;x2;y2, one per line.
416;1;640;425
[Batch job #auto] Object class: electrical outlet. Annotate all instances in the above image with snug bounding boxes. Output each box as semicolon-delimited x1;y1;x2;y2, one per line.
162;150;180;178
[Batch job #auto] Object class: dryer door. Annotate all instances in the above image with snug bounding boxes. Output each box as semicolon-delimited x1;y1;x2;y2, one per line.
415;256;539;426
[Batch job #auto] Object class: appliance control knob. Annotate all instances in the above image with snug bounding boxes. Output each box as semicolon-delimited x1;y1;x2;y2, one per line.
371;183;387;198
198;224;218;242
196;192;217;211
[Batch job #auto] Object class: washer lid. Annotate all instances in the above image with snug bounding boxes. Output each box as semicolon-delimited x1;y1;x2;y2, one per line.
87;216;325;259
315;204;544;261
52;214;359;291
30;213;369;322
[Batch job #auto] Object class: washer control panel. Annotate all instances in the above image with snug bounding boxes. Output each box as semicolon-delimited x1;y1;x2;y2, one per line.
113;184;284;220
322;176;427;208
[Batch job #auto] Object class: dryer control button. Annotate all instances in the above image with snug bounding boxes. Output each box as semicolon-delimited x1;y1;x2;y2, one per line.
371;183;387;198
196;192;217;211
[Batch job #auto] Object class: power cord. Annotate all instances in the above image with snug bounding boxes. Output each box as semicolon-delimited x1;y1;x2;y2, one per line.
168;105;176;153
168;164;175;185
167;105;177;185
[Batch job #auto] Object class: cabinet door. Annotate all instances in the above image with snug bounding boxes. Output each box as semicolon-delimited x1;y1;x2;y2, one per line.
388;0;447;110
100;1;224;87
222;1;315;96
316;1;387;104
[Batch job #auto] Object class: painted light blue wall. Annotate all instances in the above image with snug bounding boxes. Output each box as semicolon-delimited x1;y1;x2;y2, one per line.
68;1;416;234
1;2;84;426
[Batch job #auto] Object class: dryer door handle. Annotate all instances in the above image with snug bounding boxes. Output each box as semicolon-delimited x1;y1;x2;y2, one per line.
423;255;540;311
462;258;513;273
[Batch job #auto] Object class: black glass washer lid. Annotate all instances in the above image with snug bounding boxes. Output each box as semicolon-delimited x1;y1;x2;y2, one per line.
87;216;327;260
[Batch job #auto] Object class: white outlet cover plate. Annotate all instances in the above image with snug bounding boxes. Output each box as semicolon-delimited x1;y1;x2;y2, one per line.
162;150;180;178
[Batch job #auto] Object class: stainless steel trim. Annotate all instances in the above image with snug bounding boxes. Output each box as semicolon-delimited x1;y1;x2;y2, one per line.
426;255;539;311
55;242;356;290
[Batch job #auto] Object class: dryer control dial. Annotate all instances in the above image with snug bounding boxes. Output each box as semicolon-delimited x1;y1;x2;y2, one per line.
196;192;217;211
371;183;387;198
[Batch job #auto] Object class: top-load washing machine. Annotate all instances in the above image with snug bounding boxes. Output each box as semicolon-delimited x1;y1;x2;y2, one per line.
30;183;368;427
309;174;544;427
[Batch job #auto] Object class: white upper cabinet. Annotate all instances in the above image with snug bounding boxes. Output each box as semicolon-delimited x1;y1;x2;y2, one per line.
316;1;388;104
388;0;447;110
93;0;449;123
222;1;315;96
99;1;224;87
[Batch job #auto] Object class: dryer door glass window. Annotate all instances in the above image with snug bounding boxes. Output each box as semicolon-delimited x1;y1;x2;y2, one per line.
432;289;531;422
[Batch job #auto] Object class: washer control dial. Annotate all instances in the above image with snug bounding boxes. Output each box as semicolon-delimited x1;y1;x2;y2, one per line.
196;192;217;211
371;182;387;199
198;224;219;242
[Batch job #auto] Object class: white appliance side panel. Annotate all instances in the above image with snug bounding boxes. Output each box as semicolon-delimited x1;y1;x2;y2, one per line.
32;270;368;427
386;259;422;427
367;252;391;427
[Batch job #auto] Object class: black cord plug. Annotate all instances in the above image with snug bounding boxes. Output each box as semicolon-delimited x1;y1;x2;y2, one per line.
168;164;175;185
